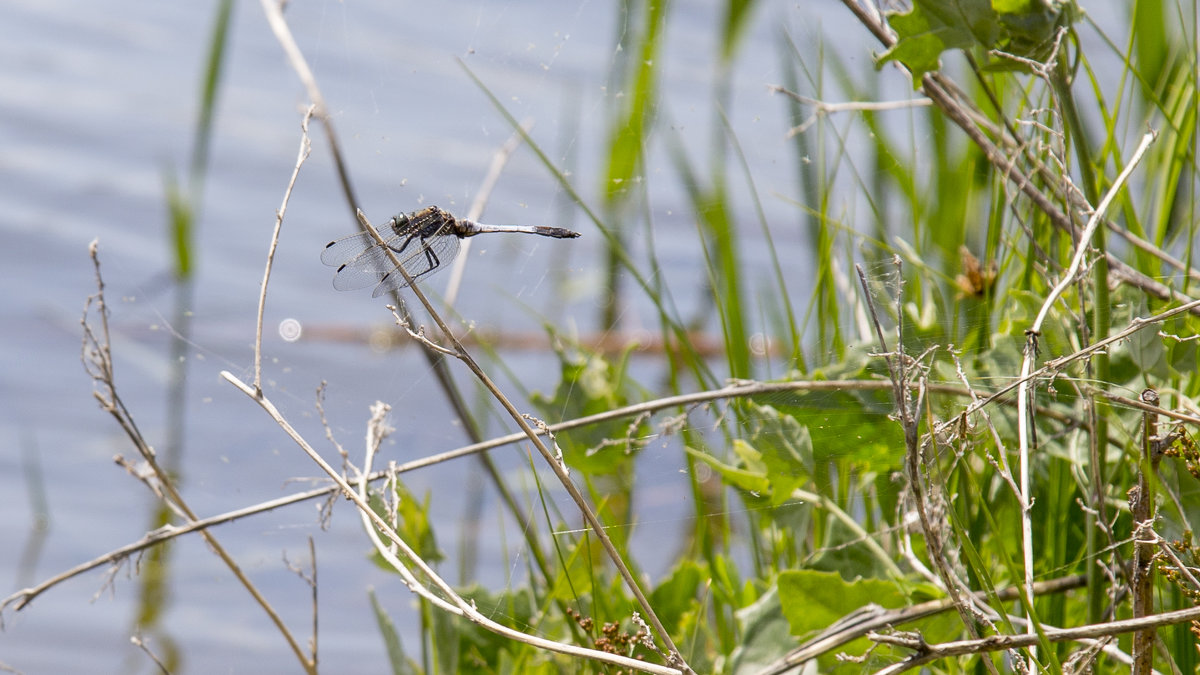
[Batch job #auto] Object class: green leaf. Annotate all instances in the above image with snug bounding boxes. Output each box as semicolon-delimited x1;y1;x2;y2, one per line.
687;443;771;495
720;0;759;61
192;0;233;182
743;403;814;506
994;0;1072;60
726;587;792;675
878;0;1077;83
164;171;193;280
368;589;419;675
603;0;666;201
531;348;644;475
879;0;997;83
778;570;906;637
649;559;706;635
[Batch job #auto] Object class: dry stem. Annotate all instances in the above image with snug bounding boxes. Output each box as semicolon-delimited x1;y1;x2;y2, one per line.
254;106;313;393
66;242;316;673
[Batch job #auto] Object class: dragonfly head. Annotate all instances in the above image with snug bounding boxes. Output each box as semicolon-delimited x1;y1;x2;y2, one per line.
388;212;411;234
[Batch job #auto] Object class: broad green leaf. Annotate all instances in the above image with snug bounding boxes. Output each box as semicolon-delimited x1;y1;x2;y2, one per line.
727;587;793;675
649;559;705;636
879;0;998;83
778;570;906;637
743;403;814;506
879;0;1077;83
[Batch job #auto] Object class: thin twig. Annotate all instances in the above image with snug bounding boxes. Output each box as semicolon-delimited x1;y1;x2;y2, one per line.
259;0;358;215
871;603;1200;674
856;261;1000;675
768;85;932;137
255;106;313;394
74;243;316;674
1015;128;1158;641
1131;389;1160;674
130;635;171;675
1029;130;1157;332
281;537;319;666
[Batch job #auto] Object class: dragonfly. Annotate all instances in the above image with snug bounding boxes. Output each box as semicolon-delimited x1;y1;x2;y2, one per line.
321;206;581;297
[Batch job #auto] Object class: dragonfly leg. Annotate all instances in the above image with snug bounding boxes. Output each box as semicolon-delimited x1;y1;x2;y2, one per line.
392;231;420;255
422;237;440;270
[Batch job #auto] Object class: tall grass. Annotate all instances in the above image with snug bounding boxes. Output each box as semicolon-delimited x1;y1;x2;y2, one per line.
435;0;1200;672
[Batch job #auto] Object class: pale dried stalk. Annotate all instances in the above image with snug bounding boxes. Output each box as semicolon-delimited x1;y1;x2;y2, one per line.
769;85;933;136
7;374;1130;613
53;243;315;673
221;371;680;675
856;261;1001;675
871;603;1200;675
1017;130;1157;637
254;106;312;393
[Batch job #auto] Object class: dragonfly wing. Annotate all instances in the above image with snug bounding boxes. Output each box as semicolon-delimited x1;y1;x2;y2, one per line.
371;233;461;297
321;232;376;267
332;262;393;291
322;227;415;266
325;240;402;291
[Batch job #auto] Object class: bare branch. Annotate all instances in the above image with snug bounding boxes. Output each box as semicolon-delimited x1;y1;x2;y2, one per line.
255;106;313;394
769;85;932;137
871;604;1200;674
68;243;316;673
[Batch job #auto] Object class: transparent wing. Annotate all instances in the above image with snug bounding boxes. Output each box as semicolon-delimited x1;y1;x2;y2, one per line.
331;244;400;291
321;232;403;291
321;231;380;267
371;234;460;296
